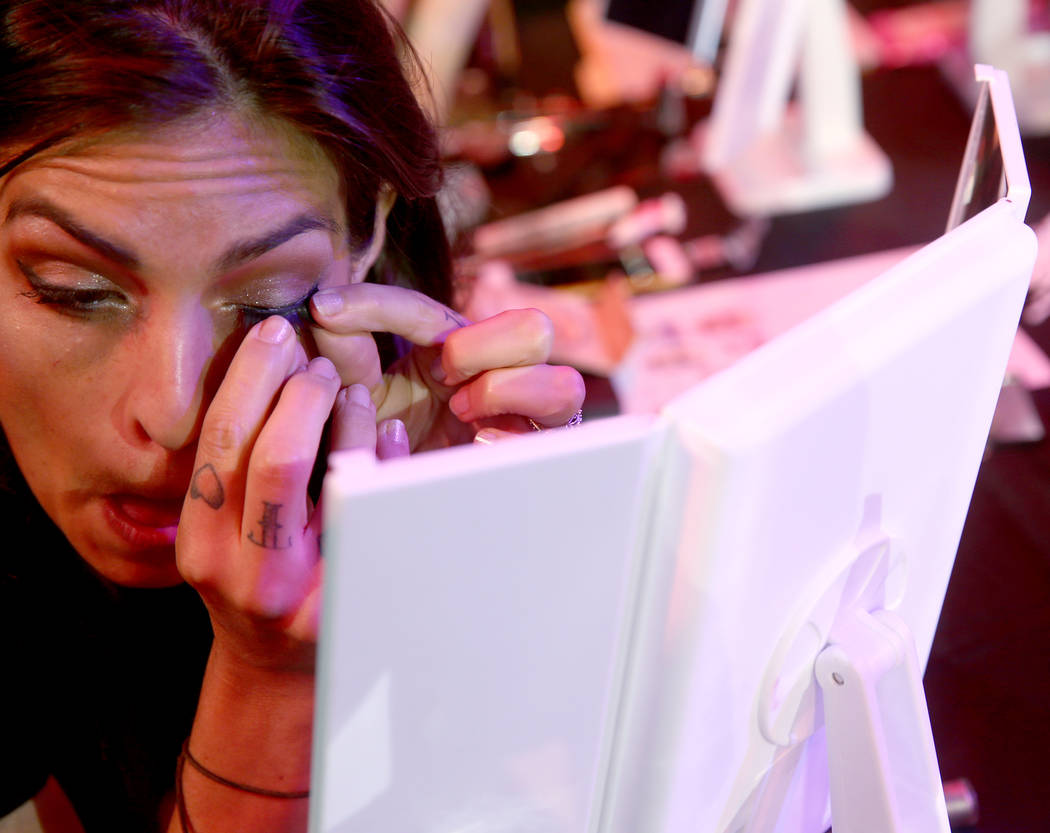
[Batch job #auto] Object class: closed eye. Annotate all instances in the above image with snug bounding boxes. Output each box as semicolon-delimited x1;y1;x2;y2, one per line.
17;260;124;315
21;285;119;309
239;285;318;330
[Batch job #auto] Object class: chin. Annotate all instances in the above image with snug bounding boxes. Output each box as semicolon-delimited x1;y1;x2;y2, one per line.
80;545;185;588
70;524;185;589
100;559;185;589
53;499;186;588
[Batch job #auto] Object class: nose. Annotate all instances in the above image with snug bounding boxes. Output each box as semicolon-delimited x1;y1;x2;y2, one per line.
122;304;228;452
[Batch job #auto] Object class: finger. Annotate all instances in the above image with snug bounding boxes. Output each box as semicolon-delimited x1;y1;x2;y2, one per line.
436;309;553;386
329;383;379;453
284;561;324;643
377;419;410;459
309;282;470;347
311;329;383;392
179;316;305;584
240;357;341;618
447;364;586;426
473;427;521;444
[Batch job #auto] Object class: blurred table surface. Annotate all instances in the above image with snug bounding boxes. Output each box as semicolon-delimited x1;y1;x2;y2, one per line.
465;5;1050;829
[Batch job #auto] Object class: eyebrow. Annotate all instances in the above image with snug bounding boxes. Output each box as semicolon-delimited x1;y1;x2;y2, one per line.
5;196;343;275
6;196;140;269
213;213;343;274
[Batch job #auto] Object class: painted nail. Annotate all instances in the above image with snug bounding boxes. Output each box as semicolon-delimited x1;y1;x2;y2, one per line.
257;315;292;344
380;418;407;445
310;289;343;317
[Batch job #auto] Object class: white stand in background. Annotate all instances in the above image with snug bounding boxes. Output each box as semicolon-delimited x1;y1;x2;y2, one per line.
698;0;892;216
941;0;1050;136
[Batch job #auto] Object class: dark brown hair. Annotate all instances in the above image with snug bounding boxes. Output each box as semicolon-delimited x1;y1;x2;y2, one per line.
0;0;452;307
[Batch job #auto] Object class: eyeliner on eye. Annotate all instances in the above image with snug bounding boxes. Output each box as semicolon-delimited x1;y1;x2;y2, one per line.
16;258;49;289
240;284;318;330
15;258;117;310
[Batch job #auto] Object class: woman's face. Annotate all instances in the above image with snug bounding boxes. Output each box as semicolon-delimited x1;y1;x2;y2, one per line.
0;112;353;587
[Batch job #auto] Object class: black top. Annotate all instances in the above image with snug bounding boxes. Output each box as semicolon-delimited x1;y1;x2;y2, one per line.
0;440;212;833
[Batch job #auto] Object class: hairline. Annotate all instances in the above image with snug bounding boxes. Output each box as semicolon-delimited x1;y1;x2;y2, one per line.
0;104;361;243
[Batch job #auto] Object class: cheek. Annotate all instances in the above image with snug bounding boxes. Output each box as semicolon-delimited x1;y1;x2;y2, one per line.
0;308;116;390
0;308;120;469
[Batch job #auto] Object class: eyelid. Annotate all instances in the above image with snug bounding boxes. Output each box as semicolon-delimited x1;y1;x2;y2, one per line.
16;256;115;290
16;259;127;316
238;284;318;327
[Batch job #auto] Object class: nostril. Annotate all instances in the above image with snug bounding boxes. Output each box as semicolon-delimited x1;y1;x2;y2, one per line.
128;342;215;453
131;385;204;451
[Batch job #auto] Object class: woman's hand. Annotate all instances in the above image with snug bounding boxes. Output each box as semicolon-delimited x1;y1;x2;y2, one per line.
308;283;586;450
170;316;409;831
176;315;406;672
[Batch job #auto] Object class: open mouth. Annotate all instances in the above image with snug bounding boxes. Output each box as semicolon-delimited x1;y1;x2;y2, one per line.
102;494;183;548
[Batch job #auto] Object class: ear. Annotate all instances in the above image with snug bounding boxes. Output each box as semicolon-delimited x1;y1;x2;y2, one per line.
350;184;397;283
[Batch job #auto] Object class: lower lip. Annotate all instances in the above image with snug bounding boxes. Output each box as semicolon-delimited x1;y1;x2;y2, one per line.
102;497;181;549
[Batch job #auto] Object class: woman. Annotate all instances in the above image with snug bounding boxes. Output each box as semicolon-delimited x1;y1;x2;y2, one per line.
0;1;585;830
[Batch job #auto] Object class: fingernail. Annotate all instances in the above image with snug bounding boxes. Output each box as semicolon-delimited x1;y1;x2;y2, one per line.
347;383;372;408
473;428;499;445
308;357;339;381
430;355;447;384
311;289;343;317
449;389;470;418
380;419;407;445
257;315;292;344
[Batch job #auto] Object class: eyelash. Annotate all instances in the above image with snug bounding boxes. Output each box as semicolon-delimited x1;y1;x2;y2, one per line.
239;288;318;330
17;260;318;327
21;285;118;309
17;260;123;315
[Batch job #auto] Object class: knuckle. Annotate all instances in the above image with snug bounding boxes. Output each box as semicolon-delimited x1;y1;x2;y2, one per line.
250;453;312;492
442;329;469;367
286;366;338;400
498;308;554;363
239;585;292;622
197;414;244;459
519;307;554;344
563;365;587;402
531;313;555;357
474;374;500;409
226;580;265;619
176;541;221;591
544;366;586;417
176;553;208;588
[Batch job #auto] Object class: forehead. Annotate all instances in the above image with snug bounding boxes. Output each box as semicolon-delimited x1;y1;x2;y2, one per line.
0;111;347;240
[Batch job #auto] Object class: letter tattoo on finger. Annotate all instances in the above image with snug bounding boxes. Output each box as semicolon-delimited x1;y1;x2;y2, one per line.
190;463;225;510
443;309;467;327
247;501;292;549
